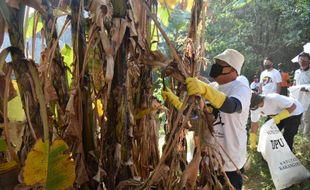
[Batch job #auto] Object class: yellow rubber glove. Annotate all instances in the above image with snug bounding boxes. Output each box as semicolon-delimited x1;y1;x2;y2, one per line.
272;109;291;124
162;87;183;110
249;133;257;150
185;77;226;108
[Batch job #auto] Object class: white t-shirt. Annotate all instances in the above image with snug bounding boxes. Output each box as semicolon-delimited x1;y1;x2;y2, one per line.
213;79;251;171
260;69;282;95
237;75;249;87
251;93;304;122
294;68;310;85
250;81;260;91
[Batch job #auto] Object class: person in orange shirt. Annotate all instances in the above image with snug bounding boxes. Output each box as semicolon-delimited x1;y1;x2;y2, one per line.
278;63;290;96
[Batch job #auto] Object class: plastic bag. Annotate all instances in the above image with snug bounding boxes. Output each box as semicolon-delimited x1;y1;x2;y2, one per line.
257;119;310;189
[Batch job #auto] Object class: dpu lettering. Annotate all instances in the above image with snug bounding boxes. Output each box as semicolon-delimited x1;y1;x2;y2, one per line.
270;138;285;149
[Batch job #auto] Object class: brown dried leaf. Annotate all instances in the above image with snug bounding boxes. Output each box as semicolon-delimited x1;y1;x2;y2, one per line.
6;0;20;9
202;184;211;190
66;94;75;115
89;0;112;27
178;152;202;188
43;79;58;102
111;18;127;53
128;0;141;24
115;143;121;168
129;37;136;51
152;164;170;184
163;65;186;82
128;19;138;37
145;61;168;67
0;67;17;101
23;0;45;15
88;0;106;13
99;29;112;55
0;166;19;189
105;55;114;82
75;154;89;185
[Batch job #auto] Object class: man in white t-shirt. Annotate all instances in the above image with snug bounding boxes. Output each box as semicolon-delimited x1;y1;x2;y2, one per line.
259;57;282;95
185;49;251;190
249;93;303;151
163;49;250;190
250;75;260;92
293;52;310;139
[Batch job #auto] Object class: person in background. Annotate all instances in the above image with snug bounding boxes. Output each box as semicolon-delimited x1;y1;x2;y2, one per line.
293;52;310;140
258;57;282;95
163;49;251;190
250;75;260;92
249;92;303;151
278;63;290;96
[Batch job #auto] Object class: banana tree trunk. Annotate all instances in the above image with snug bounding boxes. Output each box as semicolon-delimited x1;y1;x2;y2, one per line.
0;2;44;164
103;0;132;189
71;0;95;154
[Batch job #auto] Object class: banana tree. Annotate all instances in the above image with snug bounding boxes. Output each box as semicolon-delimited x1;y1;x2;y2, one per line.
0;0;233;189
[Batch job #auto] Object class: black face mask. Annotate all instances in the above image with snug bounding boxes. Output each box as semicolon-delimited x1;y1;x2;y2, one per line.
209;64;231;79
264;64;272;70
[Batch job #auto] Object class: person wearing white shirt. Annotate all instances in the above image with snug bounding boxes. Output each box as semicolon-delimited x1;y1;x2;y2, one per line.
249;93;303;151
259;57;282;95
163;49;251;190
250;75;260;92
293;52;310;139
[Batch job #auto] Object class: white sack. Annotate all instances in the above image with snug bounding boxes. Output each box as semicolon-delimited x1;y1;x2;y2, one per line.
257;120;310;189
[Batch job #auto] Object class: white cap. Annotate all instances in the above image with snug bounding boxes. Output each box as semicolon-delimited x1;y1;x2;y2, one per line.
214;49;244;74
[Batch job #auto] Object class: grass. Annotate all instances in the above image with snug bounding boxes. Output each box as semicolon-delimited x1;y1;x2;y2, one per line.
244;133;310;190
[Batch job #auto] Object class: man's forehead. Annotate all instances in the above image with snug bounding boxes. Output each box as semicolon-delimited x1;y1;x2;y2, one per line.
299;56;310;61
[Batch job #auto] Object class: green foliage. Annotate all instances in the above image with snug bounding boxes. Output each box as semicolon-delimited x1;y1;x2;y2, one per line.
206;0;310;79
157;5;170;27
23;139;75;190
60;44;73;86
156;5;191;57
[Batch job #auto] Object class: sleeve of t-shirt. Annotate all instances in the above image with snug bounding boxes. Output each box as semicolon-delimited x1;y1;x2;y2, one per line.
250;82;255;89
273;94;294;109
275;70;282;83
251;109;261;122
294;70;300;81
229;82;251;113
259;72;264;83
